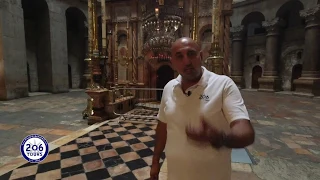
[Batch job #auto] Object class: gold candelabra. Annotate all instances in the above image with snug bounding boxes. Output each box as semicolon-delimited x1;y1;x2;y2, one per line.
192;0;199;41
205;0;224;75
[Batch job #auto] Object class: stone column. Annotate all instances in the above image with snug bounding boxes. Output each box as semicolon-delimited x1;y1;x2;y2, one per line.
293;5;320;96
230;25;245;88
258;17;284;92
0;1;29;100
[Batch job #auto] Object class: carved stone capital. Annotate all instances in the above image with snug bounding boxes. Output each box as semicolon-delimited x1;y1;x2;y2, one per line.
262;17;285;36
300;5;320;29
0;1;8;9
230;25;245;41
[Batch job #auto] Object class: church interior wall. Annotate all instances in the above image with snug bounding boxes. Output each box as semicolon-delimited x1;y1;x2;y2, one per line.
230;0;318;91
0;0;29;100
0;0;319;100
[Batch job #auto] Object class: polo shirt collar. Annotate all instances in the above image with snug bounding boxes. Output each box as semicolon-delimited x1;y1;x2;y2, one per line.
174;66;210;88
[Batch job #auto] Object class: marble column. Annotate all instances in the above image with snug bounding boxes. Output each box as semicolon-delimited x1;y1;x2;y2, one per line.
258;17;285;92
230;25;245;88
293;5;320;96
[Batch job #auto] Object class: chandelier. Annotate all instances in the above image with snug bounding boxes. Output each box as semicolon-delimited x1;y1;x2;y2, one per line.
142;0;185;62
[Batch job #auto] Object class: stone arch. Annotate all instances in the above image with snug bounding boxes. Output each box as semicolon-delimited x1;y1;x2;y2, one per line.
244;50;266;89
280;46;304;91
199;24;212;40
117;30;128;41
22;0;52;92
241;11;266;36
154;62;173;71
65;7;87;89
276;0;305;29
62;1;88;20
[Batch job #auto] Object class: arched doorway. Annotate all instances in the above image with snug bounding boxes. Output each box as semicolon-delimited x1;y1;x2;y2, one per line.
276;0;304;29
251;65;262;89
156;65;174;101
22;0;51;92
65;7;87;89
291;64;302;91
241;11;266;37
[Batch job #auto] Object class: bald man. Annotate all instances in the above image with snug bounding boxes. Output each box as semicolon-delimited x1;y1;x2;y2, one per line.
150;37;255;180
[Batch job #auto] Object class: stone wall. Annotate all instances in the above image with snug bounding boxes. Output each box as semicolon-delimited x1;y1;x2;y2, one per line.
1;0;319;100
229;0;319;92
0;0;88;100
0;0;28;100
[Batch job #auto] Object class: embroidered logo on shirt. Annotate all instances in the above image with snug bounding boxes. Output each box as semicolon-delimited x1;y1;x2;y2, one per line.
199;94;210;101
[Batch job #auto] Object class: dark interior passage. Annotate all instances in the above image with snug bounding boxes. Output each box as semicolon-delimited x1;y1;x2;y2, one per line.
22;0;52;92
156;65;174;101
291;64;302;91
252;65;262;89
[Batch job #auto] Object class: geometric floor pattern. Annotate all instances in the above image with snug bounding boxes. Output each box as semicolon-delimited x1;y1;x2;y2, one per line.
0;121;165;180
124;109;253;164
122;109;159;123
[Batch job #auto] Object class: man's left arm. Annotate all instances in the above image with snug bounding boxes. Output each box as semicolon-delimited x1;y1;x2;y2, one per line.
220;78;255;148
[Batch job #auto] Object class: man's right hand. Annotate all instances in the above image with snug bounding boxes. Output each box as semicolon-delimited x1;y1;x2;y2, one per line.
150;162;161;180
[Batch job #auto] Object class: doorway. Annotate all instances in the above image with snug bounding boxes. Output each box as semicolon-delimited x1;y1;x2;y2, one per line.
68;64;72;88
27;63;31;92
291;64;302;91
251;65;262;89
156;65;174;101
22;0;52;92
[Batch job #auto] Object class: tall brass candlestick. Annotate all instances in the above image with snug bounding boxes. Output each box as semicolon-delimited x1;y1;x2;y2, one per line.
91;0;101;85
207;0;224;75
192;0;199;41
84;0;94;88
114;23;118;86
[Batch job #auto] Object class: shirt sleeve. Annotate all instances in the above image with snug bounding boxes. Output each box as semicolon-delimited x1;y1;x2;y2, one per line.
157;87;168;123
222;77;250;124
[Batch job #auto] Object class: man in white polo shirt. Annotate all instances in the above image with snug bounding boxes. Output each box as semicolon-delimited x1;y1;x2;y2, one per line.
150;37;255;180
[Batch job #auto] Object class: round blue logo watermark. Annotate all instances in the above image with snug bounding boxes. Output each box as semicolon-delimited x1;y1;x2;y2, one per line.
20;134;49;163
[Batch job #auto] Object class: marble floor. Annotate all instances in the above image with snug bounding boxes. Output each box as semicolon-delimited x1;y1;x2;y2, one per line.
0;90;89;166
0;109;252;180
1;90;319;180
0;120;165;180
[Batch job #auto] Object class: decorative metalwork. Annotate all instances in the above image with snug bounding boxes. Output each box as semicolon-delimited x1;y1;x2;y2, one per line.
82;98;93;119
205;0;224;75
142;1;184;64
192;0;199;41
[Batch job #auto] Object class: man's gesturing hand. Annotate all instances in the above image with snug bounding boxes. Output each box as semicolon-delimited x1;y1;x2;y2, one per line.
186;117;225;148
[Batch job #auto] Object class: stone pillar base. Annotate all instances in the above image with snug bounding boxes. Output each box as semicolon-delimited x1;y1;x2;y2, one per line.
293;77;320;97
231;76;244;89
258;76;282;92
86;89;108;125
